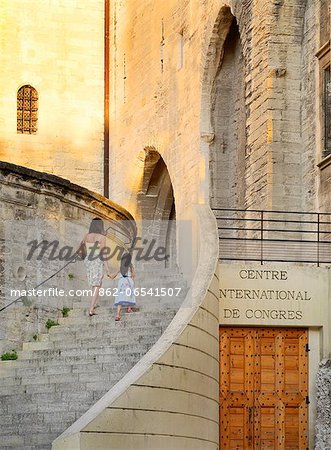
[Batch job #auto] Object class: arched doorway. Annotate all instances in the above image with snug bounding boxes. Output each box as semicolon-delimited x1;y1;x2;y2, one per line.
206;7;246;210
137;148;176;268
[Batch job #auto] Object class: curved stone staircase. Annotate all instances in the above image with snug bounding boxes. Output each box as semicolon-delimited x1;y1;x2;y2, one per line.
0;268;187;450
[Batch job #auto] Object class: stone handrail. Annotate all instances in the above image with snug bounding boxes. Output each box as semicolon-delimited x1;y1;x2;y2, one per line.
0;161;136;240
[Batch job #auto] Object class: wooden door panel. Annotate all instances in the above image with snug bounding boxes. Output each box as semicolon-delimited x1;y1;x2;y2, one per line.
220;328;254;449
220;327;308;450
259;407;276;446
284;407;301;449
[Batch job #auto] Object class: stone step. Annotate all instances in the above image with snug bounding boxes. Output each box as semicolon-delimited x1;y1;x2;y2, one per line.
0;351;145;372
69;300;180;309
74;288;188;303
22;341;52;351
19;327;170;349
21;328;164;351
69;300;182;314
0;360;149;387
47;327;164;344
98;276;187;286
72;294;185;304
1;359;143;383
54;323;164;338
134;280;187;287
69;304;182;316
134;278;187;286
16;339;152;359
53;305;177;319
8;342;155;362
53;310;176;326
48;318;166;332
105;271;185;280
133;266;182;274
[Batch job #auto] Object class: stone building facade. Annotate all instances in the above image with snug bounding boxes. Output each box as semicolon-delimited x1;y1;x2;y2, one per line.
0;0;330;449
0;0;329;215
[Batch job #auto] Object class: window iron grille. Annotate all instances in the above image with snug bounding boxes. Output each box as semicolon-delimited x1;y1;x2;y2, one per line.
17;85;38;134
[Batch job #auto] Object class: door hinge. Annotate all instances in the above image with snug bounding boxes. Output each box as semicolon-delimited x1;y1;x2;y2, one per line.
306;396;310;404
305;343;310;352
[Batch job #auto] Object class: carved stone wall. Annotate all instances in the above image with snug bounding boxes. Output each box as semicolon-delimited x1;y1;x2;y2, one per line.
315;359;331;449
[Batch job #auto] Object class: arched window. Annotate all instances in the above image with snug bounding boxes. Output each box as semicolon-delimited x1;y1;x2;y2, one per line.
17;85;38;134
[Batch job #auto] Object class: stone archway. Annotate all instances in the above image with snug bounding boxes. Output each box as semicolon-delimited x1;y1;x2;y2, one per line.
137;148;176;268
201;6;247;210
210;9;246;209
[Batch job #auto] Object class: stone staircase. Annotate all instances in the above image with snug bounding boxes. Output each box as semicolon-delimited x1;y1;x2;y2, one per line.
0;268;187;450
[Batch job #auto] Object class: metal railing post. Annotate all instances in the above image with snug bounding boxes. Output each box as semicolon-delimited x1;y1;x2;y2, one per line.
317;213;320;267
261;211;264;265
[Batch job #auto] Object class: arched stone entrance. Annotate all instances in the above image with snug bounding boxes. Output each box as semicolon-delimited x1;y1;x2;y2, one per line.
137;148;176;268
203;7;247;210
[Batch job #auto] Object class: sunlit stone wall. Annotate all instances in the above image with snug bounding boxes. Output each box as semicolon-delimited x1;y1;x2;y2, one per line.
0;0;104;193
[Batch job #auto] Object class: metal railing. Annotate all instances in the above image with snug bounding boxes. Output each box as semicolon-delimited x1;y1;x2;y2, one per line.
214;208;331;265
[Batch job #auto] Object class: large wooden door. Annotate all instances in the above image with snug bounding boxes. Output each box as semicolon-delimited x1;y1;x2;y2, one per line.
219;327;308;449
